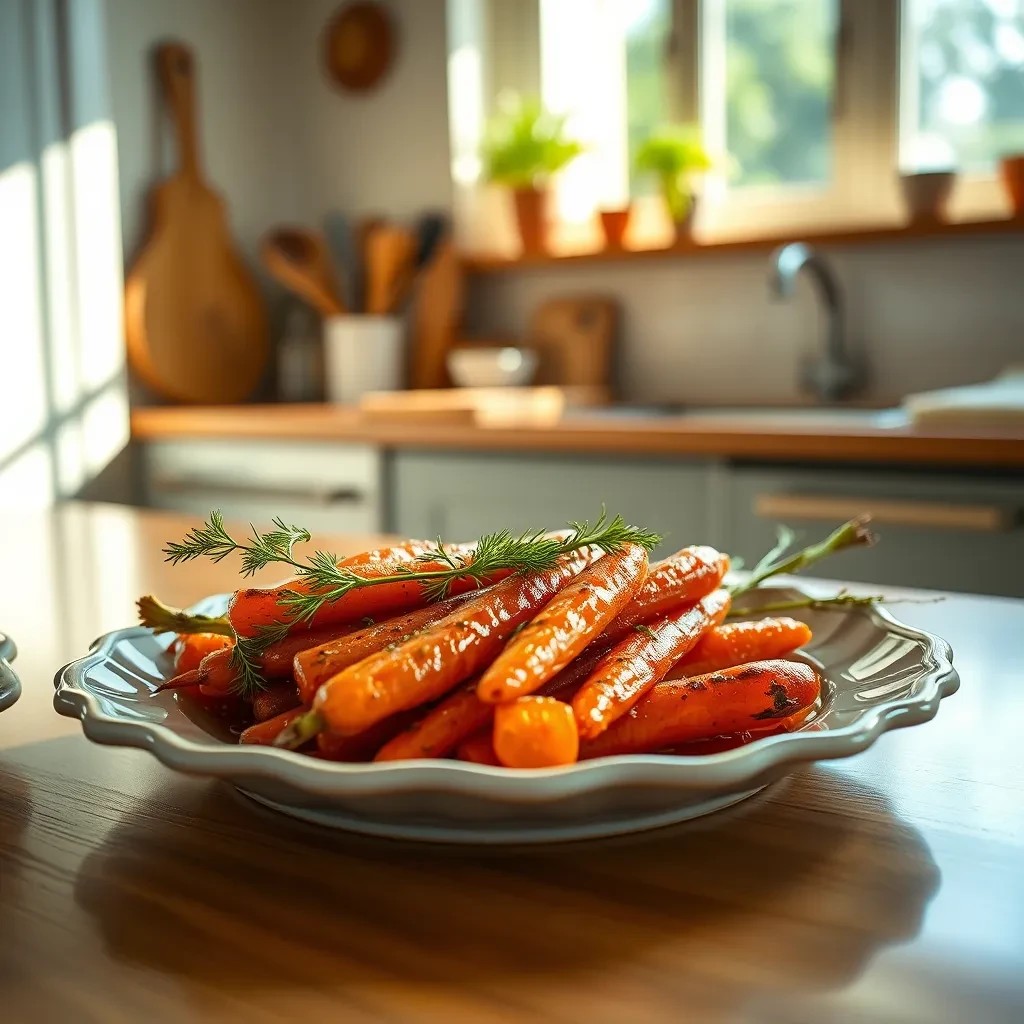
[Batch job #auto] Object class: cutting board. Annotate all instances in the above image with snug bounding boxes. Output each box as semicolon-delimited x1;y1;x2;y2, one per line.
357;386;608;426
409;237;463;389
124;42;269;404
527;295;618;389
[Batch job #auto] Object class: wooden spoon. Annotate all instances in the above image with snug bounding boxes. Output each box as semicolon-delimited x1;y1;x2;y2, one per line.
365;223;417;315
261;227;346;317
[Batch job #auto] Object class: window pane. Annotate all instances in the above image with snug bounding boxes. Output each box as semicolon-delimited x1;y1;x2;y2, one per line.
709;0;838;187
902;0;1024;172
624;0;673;196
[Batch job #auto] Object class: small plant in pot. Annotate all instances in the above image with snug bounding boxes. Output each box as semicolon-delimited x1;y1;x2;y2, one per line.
635;125;715;244
481;93;584;256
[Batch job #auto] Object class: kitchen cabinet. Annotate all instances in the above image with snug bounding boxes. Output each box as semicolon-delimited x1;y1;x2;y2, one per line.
390;451;713;557
722;465;1024;597
142;440;384;535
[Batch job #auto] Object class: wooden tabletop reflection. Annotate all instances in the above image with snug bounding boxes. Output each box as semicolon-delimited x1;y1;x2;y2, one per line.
1;503;1022;1023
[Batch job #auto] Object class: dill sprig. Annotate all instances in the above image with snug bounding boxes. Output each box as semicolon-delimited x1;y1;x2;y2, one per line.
161;508;662;696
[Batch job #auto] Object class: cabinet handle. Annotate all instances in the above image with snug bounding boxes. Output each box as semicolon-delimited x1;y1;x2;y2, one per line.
151;477;366;506
754;493;1017;532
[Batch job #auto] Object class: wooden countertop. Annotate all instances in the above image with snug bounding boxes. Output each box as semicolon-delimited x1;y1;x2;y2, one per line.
130;403;1024;469
2;502;1023;1023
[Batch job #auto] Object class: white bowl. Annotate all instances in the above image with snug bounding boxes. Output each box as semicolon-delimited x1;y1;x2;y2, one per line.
53;584;958;844
0;631;21;712
447;347;538;388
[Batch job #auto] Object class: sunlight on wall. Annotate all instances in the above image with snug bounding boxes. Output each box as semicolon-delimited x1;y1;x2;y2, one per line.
0;119;127;510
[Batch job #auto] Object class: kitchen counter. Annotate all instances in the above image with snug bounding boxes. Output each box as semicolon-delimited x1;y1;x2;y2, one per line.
131;403;1024;469
2;502;1023;1022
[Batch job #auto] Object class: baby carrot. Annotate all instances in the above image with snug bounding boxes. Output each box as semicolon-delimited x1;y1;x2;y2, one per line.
307;554;593;738
572;589;732;739
315;707;425;762
476;543;650;704
250;681;301;723
579;660;822;759
196;621;363;696
293;593;468;704
239;706;307;746
493;697;579;769
667;617;812;678
456;728;502;766
172;633;232;674
599;546;729;645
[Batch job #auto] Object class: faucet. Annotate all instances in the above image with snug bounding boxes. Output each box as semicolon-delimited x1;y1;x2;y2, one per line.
768;242;862;402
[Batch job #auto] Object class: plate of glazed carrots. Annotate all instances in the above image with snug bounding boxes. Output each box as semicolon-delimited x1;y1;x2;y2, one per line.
53;510;959;843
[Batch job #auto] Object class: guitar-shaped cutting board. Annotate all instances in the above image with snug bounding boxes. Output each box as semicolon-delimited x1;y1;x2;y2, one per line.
124;42;268;403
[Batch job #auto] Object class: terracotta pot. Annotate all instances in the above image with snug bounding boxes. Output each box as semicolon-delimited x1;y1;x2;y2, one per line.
899;170;955;224
671;194;699;245
598;207;632;250
512;187;549;256
1000;155;1024;218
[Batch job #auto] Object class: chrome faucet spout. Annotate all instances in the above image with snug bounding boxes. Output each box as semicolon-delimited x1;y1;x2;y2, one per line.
768;242;862;402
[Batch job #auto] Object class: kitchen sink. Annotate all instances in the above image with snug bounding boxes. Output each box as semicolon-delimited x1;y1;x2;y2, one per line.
566;405;908;429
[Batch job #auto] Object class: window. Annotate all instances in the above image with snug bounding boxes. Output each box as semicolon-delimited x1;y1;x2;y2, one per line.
447;0;1020;255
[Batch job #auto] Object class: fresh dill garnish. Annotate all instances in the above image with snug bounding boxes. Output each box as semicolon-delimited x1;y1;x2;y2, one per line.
160;508;662;696
634;624;657;639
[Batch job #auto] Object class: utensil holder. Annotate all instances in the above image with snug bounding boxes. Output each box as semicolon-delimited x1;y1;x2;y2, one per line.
323;315;405;404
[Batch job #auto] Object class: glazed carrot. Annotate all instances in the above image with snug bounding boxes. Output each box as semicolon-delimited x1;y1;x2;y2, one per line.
250;681;301;723
227;540;479;637
493;697;579;769
293;593;469;703
172;633;232;674
239;706;307;746
374;640;609;762
572;589;732;739
579;660;822;759
476;543;650;704
598;546;729;645
315;707;424;762
311;553;593;737
456;728;502;766
667;617;812;678
196;621;363;696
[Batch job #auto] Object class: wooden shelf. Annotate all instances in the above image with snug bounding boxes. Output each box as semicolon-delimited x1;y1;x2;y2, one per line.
461;216;1024;273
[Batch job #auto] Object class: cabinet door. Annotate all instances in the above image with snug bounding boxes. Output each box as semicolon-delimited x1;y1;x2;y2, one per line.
391;452;711;557
723;465;1024;597
143;440;384;536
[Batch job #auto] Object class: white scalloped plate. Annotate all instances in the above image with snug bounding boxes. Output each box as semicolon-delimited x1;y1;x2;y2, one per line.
53;585;958;844
0;632;21;713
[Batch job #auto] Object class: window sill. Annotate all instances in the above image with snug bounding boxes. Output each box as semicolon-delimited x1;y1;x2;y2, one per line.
460;215;1024;273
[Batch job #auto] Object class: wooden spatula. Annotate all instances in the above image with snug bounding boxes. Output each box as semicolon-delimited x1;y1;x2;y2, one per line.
261;227;347;317
365;222;417;315
123;42;269;404
409;236;464;389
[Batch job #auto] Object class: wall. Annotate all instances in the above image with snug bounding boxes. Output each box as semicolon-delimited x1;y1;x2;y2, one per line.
290;0;1024;406
104;0;302;269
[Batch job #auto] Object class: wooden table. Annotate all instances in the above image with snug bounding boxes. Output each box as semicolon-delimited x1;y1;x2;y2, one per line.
1;503;1022;1023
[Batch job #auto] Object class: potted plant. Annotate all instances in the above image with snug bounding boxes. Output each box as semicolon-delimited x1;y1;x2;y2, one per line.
481;94;584;255
635;125;715;244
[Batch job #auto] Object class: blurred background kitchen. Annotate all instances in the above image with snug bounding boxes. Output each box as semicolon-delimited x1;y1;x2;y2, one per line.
1;0;1022;595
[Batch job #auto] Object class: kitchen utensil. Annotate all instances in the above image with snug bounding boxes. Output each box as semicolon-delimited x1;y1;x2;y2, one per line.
323;315;405;404
322;210;357;309
123;42;269;404
261;227;347;317
446;346;539;388
354;214;385;312
276;301;324;403
54;585;958;844
365;222;417;315
527;295;617;390
409;236;463;389
322;0;396;93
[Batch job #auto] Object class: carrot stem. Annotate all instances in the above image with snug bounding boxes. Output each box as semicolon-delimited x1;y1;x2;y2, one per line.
273;710;325;750
138;594;235;637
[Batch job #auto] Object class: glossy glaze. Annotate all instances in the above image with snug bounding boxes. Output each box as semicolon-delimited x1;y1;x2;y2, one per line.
1;504;1023;1022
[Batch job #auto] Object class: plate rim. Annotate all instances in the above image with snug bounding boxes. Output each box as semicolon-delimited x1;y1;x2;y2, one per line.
52;584;960;803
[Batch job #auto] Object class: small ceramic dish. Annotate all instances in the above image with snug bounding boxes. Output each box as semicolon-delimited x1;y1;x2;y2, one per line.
53;585;958;844
1;631;22;713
